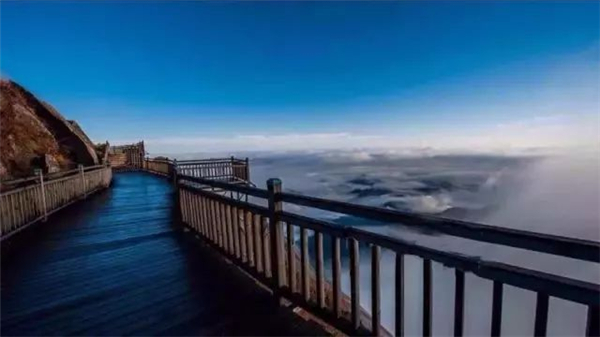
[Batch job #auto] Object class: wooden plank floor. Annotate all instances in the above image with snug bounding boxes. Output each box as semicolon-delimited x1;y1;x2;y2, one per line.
1;172;329;336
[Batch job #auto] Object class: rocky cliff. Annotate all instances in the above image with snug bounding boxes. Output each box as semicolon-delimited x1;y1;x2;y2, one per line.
0;79;100;179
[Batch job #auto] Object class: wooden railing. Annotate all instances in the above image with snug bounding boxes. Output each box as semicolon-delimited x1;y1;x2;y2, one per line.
0;165;112;239
109;141;145;169
177;174;600;337
145;158;174;177
176;157;250;182
143;157;250;183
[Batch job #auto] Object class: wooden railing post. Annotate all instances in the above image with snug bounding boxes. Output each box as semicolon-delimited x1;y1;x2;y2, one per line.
173;159;183;225
35;169;47;222
172;159;178;186
244;157;250;181
79;164;87;198
267;178;284;301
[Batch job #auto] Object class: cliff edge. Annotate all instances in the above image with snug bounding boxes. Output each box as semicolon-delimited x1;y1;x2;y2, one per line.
0;79;99;179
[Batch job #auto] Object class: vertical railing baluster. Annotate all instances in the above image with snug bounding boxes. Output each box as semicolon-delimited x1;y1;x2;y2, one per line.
0;196;5;235
267;178;284;295
192;193;202;234
218;201;225;247
206;197;212;240
185;191;191;225
423;259;432;337
202;196;209;237
223;204;231;254
186;191;194;224
213;199;222;248
210;198;217;244
315;231;325;309
372;245;381;336
180;190;187;223
186;191;193;225
195;194;201;232
206;196;216;243
235;207;242;257
240;208;247;263
17;189;24;226
228;205;236;255
79;164;86;198
8;194;14;230
205;197;212;240
350;238;361;331
246;210;254;267
534;293;549;337
229;205;236;256
301;227;310;302
222;203;231;254
396;253;405;337
224;202;232;253
586;305;599;337
36;169;47;221
189;193;196;230
262;216;272;278
254;214;263;273
196;195;203;235
191;193;197;231
454;269;465;337
217;201;223;246
491;281;504;337
206;198;212;242
287;222;296;292
232;206;241;259
205;197;213;242
332;235;341;318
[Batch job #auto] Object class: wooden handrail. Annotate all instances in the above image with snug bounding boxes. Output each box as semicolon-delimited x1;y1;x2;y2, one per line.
180;174;268;198
278;191;600;263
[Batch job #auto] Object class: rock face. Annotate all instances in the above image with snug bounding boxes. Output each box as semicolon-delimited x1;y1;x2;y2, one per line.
0;79;99;179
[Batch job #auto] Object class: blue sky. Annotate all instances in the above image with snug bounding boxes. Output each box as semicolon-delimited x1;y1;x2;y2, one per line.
2;1;599;153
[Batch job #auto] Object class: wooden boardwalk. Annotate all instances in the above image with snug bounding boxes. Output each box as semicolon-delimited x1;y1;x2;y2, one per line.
1;172;329;336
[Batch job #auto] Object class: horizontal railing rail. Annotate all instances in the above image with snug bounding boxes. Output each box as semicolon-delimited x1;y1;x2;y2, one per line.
0;164;112;239
278;192;600;263
177;173;600;337
181;174;268;198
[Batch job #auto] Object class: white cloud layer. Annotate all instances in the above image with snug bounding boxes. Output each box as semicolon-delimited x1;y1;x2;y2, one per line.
113;113;598;155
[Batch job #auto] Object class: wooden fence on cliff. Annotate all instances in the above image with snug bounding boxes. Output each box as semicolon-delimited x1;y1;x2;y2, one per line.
0;165;112;239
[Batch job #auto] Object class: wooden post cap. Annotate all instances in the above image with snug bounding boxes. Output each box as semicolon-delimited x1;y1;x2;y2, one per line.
267;178;282;188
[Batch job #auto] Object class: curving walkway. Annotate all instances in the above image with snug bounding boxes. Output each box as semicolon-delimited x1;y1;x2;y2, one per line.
1;172;328;336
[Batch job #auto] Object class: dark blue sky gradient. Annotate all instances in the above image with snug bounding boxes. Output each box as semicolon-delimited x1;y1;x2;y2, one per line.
1;1;598;147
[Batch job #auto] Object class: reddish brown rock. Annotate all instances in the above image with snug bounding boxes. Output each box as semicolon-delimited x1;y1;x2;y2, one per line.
0;79;99;179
